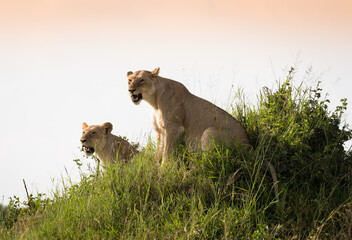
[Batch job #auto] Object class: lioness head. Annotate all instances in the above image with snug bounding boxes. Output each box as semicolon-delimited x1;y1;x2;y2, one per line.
127;67;160;105
80;122;113;157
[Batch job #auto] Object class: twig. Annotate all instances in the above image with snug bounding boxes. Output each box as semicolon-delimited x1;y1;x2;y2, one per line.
23;179;30;201
96;158;101;177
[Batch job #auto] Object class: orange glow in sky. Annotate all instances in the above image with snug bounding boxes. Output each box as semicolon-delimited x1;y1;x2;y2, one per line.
1;0;351;35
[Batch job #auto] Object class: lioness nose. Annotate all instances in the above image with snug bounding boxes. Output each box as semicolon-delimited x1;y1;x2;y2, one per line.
81;139;87;143
129;89;136;94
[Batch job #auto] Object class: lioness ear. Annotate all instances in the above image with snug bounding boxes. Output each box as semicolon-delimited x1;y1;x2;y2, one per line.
151;67;160;77
101;122;113;134
82;122;88;129
127;71;133;77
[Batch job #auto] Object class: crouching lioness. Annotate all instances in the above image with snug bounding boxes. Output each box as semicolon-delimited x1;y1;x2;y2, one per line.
80;122;138;164
127;67;250;164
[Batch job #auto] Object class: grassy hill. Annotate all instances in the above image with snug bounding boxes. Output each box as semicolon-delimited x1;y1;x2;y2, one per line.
1;70;351;239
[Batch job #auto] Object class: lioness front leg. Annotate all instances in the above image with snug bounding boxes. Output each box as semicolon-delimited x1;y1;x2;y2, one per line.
161;126;185;165
152;114;165;163
155;131;165;163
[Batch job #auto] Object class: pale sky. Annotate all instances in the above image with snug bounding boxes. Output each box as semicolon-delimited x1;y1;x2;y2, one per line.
1;0;351;204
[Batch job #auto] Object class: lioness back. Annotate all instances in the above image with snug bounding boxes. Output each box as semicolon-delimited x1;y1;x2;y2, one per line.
183;87;250;146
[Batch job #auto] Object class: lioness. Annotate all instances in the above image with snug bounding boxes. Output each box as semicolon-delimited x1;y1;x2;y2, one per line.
127;67;250;163
80;122;138;164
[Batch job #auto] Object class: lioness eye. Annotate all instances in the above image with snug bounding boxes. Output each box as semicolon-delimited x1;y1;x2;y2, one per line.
128;79;132;84
91;132;96;135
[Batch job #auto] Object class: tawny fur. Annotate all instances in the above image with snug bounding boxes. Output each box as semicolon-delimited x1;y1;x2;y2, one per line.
127;67;250;164
80;122;138;164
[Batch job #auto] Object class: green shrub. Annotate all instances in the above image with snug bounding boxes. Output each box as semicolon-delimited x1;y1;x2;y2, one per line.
236;68;352;237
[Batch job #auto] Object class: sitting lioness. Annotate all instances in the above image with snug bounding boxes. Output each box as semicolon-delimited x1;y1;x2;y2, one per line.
127;68;279;201
80;122;138;164
127;67;250;164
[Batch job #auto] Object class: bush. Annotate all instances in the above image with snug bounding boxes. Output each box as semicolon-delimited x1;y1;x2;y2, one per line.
237;68;352;237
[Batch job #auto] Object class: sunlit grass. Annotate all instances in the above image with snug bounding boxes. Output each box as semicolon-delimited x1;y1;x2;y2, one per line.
1;68;351;239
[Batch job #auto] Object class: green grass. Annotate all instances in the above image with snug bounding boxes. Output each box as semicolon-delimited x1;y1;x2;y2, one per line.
1;68;351;239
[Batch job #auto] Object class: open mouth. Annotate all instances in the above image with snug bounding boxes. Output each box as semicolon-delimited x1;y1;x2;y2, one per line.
131;93;142;103
82;146;95;155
